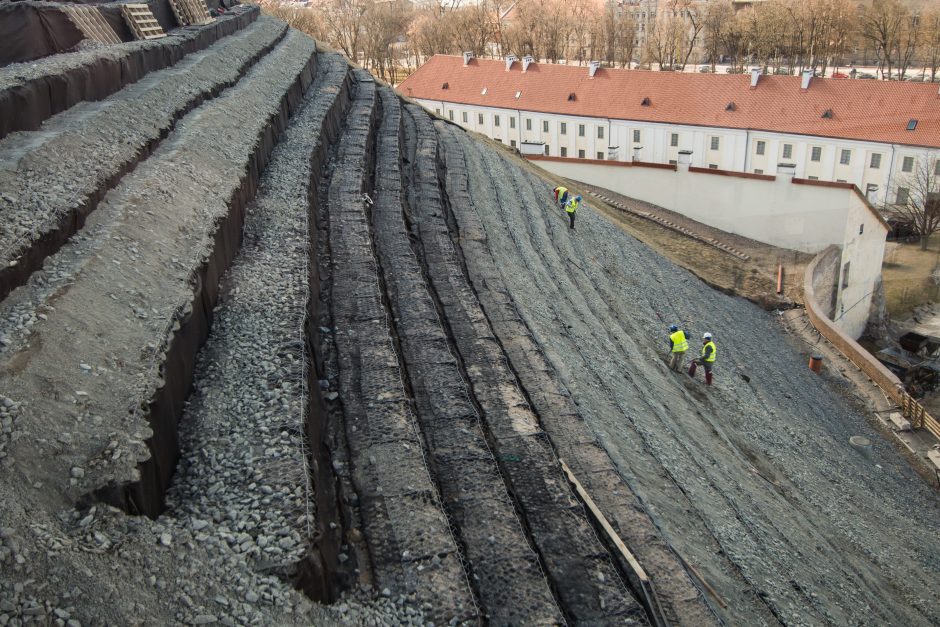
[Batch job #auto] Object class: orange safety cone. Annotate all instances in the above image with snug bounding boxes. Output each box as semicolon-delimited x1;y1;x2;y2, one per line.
808;355;823;374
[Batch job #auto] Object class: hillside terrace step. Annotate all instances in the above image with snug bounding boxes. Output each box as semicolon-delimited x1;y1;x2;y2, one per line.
324;72;477;623
0;30;318;519
162;50;354;602
439;123;719;627
0;5;258;140
0;16;289;302
373;89;562;624
405;106;647;624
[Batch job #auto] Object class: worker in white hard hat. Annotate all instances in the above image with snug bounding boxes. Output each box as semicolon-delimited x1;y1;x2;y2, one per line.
667;324;689;372
688;332;717;385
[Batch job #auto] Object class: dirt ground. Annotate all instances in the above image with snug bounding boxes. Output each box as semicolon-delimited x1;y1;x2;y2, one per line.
882;239;940;318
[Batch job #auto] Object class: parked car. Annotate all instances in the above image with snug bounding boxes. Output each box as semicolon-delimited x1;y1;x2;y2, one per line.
858;72;876;79
773;67;792;75
699;65;714;73
831;72;848;79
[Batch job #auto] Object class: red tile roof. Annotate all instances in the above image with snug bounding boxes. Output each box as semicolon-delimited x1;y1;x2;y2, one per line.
397;55;940;149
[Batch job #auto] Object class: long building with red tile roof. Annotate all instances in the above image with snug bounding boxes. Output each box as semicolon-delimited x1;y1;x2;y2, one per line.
398;54;940;205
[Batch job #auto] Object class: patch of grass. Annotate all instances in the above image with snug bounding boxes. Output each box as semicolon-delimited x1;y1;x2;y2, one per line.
882;239;940;318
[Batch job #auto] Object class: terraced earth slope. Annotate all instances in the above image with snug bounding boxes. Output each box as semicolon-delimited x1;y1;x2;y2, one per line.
0;13;938;626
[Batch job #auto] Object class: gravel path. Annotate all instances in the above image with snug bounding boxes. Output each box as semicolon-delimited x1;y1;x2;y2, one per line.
440;127;940;624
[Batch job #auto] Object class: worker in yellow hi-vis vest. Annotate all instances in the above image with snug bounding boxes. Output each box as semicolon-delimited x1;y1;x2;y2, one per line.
566;195;582;230
553;185;569;209
689;332;717;385
667;324;689;372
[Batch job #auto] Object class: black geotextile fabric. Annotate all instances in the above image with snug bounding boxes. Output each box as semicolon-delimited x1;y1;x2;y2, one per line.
0;0;229;68
0;3;84;65
0;3;255;139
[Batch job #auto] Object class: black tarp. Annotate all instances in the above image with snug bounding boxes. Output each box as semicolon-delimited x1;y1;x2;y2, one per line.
0;3;84;65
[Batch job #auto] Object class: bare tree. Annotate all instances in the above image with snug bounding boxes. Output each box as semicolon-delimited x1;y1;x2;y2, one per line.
859;0;921;80
890;152;940;250
923;5;940;82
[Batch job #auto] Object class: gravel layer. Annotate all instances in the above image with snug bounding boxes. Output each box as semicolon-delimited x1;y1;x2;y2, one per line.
0;16;287;287
443;126;940;625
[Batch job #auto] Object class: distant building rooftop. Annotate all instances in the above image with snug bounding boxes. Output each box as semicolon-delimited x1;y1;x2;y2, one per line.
397;55;940;149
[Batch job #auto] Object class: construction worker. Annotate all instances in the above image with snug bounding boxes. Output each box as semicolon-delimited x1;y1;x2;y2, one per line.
566;195;582;229
688;332;717;385
667;324;689;371
553;185;569;210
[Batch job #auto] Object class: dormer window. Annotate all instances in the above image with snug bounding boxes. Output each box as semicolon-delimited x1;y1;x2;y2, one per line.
568;93;577;101
725;102;736;111
641;97;650;106
822;109;833;119
907;119;918;131
481;87;487;95
442;82;449;89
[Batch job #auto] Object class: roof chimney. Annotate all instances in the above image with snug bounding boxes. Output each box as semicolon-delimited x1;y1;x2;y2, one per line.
463;51;474;66
777;162;796;180
505;54;517;71
522;55;534;72
589;60;601;77
750;68;760;89
678;150;692;171
800;70;812;90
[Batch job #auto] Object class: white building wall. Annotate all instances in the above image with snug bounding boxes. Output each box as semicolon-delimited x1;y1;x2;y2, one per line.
532;158;887;338
413;97;936;206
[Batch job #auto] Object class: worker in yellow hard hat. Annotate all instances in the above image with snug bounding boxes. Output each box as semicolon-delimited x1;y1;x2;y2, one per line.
689;332;717;385
566;195;582;230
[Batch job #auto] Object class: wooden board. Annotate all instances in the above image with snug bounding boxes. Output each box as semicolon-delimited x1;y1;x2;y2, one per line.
559;458;671;627
169;0;214;26
121;3;167;40
63;6;122;45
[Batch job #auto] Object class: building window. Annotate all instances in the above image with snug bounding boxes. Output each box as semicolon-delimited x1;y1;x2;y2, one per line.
494;115;500;127
896;187;909;204
597;126;604;139
841;262;850;288
544;145;550;156
935;161;940;176
561;147;568;157
478;113;484;125
708;164;718;169
870;153;881;169
543;120;549;133
510;117;516;129
902;156;914;172
811;146;822;162
448;111;454;121
633;129;641;143
710;136;720;151
671;133;679;147
525;118;532;131
435;108;441;115
782;144;793;159
668;159;677;165
839;149;851;165
462;111;468;123
597;151;604;159
837;179;847;183
511;139;517;147
754;169;764;174
756;140;766;155
578;124;585;137
578;149;585;158
808;175;819;180
561;122;567;135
